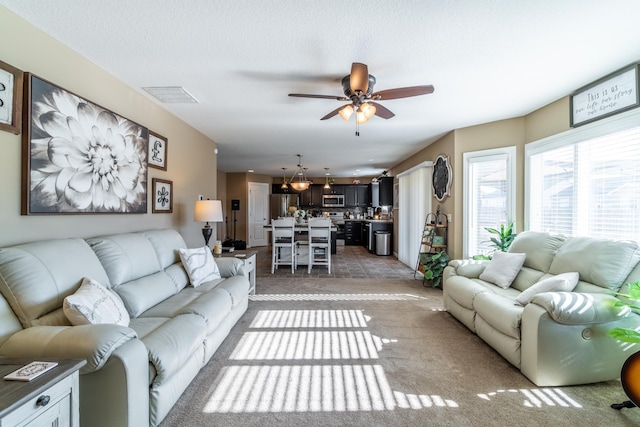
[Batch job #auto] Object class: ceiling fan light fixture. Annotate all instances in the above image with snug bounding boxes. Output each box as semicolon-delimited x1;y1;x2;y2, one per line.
360;102;376;119
339;105;354;121
356;110;369;124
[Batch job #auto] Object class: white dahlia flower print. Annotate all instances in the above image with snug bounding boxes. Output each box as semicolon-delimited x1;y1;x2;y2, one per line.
28;76;147;213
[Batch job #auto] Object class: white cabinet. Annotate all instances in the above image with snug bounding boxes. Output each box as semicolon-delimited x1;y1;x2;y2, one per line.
0;359;85;427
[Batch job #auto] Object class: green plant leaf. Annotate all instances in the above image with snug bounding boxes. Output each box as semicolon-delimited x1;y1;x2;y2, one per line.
609;327;640;343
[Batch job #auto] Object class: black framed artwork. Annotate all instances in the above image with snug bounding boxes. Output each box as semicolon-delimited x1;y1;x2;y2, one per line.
22;73;148;214
152;178;173;213
0;59;23;135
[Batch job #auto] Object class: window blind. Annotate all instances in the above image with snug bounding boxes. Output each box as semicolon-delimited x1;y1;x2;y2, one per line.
528;126;640;241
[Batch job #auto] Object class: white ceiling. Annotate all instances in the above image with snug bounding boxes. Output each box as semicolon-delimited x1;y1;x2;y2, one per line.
3;0;640;179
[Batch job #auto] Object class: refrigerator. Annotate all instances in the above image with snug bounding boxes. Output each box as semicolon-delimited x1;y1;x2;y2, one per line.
270;194;299;220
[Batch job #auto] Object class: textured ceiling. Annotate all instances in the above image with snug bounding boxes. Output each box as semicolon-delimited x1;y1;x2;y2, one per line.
3;0;640;178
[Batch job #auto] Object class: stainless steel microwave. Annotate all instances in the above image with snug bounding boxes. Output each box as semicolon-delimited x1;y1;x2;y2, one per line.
322;194;345;207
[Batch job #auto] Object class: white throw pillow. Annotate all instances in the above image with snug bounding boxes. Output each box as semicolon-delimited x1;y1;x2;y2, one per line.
63;277;130;326
515;272;579;306
179;246;221;287
479;251;526;289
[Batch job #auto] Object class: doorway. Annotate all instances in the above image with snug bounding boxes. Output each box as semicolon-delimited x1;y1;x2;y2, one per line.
248;182;269;247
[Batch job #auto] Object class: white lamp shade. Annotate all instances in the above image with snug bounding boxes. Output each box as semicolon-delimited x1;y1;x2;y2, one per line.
194;200;223;222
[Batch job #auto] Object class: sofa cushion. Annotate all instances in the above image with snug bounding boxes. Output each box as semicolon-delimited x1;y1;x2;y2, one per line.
87;233;162;286
0;239;111;328
143;229;187;270
514;272;579;306
129;314;207;385
63;277;130;326
479;251;526;289
474;292;523;339
179;247;221;287
115;272;181;318
509;231;566;272
549;236;640;291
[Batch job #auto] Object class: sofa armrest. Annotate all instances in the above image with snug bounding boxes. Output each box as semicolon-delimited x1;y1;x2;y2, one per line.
0;324;138;373
529;291;631;325
447;259;488;279
215;257;247;278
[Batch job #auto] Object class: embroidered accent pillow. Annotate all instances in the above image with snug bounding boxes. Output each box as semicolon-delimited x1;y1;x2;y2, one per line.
63;277;130;326
179;246;221;287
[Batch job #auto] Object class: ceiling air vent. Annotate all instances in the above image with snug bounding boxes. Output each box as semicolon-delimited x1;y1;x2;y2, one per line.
142;86;199;103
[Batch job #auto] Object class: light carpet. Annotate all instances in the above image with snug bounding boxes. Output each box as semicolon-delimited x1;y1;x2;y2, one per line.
160;278;640;426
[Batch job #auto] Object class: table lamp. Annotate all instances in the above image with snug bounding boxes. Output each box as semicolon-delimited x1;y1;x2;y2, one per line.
194;199;223;247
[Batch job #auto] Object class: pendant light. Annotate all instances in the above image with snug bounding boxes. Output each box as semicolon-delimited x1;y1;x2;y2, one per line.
324;168;331;189
289;154;311;191
281;167;288;190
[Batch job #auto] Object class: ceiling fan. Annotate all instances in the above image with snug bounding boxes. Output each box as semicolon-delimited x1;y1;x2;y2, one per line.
288;62;434;129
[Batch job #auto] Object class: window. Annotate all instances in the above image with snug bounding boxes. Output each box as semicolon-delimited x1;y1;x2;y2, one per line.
463;147;516;258
526;109;640;242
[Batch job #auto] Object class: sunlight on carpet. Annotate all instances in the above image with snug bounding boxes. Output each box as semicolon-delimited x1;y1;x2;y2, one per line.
478;388;582;408
250;309;369;328
201;306;587;415
202;364;458;413
249;293;427;301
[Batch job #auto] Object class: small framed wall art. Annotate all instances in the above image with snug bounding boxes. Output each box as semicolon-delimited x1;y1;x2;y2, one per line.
0;59;24;134
148;131;168;170
152;178;173;213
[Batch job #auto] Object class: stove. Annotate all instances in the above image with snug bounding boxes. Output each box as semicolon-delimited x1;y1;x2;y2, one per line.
326;212;346;245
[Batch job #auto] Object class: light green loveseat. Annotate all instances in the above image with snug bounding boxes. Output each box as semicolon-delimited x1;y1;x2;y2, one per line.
443;230;640;386
0;229;249;426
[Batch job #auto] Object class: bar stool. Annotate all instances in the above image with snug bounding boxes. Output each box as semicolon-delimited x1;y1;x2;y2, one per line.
271;217;296;274
307;217;332;274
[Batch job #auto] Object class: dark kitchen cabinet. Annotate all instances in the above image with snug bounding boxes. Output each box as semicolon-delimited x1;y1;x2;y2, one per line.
344;220;363;245
345;185;370;207
379;177;394;206
323;184;344;195
300;184;323;208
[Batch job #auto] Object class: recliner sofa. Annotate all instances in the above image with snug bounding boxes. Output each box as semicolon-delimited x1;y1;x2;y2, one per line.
443;230;640;386
0;228;250;427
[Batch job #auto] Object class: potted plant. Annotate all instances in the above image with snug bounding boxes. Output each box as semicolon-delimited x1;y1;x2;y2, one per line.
472;222;516;260
420;251;450;288
609;281;640;343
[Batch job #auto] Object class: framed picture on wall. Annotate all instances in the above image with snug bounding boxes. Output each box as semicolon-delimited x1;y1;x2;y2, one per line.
152;178;173;213
22;73;148;214
0;60;24;135
148;131;168;170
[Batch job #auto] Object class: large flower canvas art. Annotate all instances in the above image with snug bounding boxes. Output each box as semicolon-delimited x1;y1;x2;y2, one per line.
22;74;148;214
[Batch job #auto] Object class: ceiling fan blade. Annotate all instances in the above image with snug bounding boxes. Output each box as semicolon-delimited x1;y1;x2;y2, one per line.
371;85;434;100
320;105;347;120
289;93;349;101
350;62;369;94
369;102;395;119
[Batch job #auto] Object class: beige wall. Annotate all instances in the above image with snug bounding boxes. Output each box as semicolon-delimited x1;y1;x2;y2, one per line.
0;7;219;247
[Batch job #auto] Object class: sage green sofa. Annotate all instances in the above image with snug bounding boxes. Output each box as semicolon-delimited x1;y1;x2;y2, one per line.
0;229;250;427
443;231;640;386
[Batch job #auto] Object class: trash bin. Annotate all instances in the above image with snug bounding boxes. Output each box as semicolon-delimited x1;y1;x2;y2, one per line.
375;231;391;256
